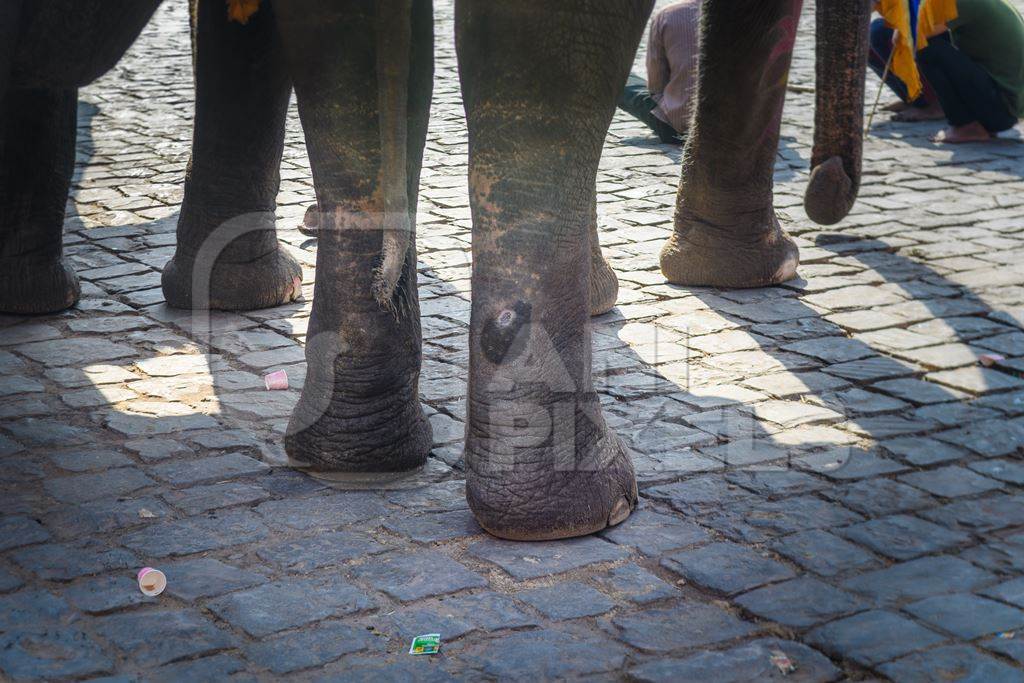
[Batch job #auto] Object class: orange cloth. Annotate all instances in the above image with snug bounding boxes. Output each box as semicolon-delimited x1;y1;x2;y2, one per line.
227;0;260;24
875;0;959;99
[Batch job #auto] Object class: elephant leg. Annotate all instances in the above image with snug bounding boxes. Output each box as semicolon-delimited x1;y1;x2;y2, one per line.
457;0;651;540
0;88;80;315
589;198;618;316
161;0;302;311
275;0;434;473
660;0;801;289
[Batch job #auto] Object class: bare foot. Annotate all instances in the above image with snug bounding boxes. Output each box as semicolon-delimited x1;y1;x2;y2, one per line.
892;104;945;122
883;100;912;112
932;122;993;144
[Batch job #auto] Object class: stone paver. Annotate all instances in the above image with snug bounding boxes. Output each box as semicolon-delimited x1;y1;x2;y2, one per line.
805;610;946;666
628;638;840;683
2;0;1023;678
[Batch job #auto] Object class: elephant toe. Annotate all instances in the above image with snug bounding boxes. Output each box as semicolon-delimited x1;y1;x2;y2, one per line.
162;246;303;311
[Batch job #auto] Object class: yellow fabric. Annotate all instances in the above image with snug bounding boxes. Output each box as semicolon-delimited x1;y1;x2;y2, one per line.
875;0;959;100
917;0;959;49
227;0;261;24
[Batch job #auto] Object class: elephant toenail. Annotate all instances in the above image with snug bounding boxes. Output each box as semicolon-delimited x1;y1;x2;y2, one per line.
608;496;632;527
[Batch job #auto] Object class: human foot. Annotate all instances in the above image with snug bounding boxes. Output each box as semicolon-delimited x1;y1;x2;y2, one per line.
883;100;911;112
932;122;992;143
892;104;945;122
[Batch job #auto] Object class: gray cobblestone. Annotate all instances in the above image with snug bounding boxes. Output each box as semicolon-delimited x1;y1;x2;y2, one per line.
207;576;373;637
628;638;840;683
878;645;1024;683
806;610;945;666
735;577;866;628
906;593;1024;640
769;528;879;577
350;550;486;602
162;557;268;601
97;609;236;667
121;509;269;557
149;453;268;486
243;620;380;674
662;542;795;595
0;515;50;551
839;513;972;560
468;536;628;580
257;530;388;571
64;575;153;613
457;629;629;679
10;540;138;581
842;555;996;603
982;577;1024;609
0;629;114;680
518;581;616;620
611;603;757;652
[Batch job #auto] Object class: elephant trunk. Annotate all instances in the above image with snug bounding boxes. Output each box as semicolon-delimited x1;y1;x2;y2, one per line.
804;0;872;225
372;0;414;312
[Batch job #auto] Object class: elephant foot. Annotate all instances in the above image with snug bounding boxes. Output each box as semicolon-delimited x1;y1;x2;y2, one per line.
466;400;638;541
590;246;619;316
0;258;80;315
161;246;302;310
285;387;433;475
659;214;799;288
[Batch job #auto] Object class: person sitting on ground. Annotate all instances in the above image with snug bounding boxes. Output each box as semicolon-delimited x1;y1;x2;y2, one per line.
869;16;945;122
617;0;701;145
871;0;1024;143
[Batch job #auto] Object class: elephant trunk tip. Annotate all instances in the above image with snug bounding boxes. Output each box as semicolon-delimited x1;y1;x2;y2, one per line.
804;155;855;226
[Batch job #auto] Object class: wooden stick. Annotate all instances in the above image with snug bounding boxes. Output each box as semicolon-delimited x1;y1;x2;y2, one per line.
866;48;895;133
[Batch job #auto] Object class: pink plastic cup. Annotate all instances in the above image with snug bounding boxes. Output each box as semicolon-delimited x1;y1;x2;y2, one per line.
137;567;166;597
264;369;289;391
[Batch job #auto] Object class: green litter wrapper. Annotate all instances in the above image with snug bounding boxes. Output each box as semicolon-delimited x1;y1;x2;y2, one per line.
409;633;441;655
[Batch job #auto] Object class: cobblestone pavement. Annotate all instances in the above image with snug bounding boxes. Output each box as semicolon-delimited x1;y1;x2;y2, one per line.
3;0;1024;680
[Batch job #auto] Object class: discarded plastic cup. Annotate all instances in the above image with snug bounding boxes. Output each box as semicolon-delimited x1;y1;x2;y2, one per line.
979;353;1005;367
264;369;289;391
137;567;166;597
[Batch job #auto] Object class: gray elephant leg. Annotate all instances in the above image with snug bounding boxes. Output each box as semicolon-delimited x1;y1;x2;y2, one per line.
275;0;434;473
162;0;302;310
0;87;80;314
457;0;652;540
0;0;162;315
660;0;802;289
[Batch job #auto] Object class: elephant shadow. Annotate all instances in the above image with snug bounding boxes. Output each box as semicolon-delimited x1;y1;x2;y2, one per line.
868;116;1024;176
587;234;1021;539
7;214;1019;506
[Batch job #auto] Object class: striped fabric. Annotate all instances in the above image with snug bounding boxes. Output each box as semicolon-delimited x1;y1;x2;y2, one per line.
646;0;702;134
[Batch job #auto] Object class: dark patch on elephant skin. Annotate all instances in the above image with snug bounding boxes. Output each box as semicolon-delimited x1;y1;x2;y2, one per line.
480;301;532;365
